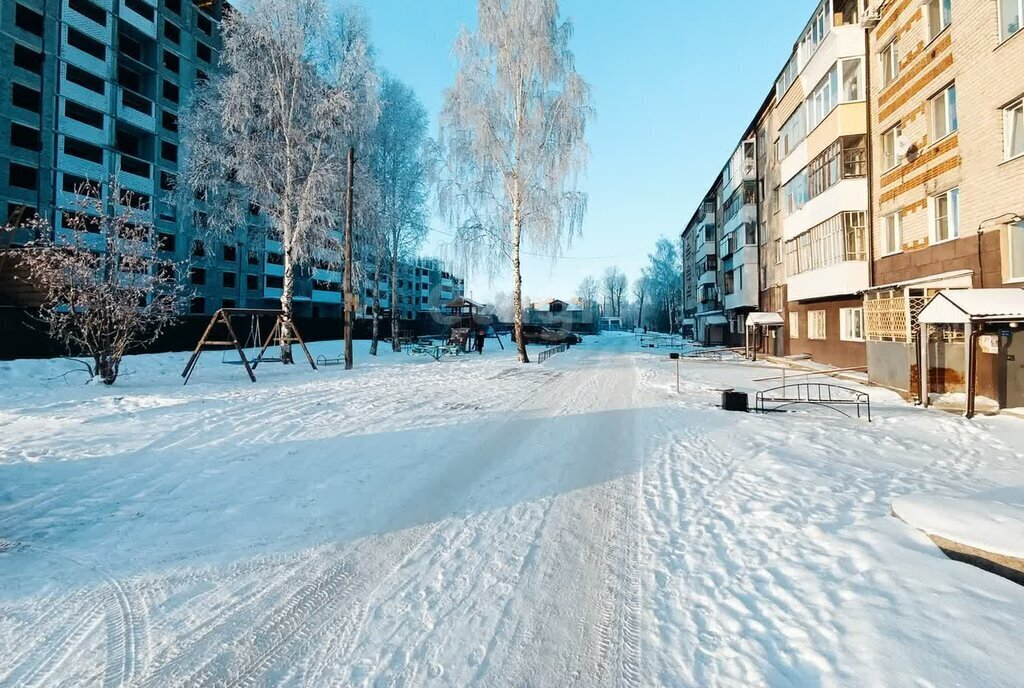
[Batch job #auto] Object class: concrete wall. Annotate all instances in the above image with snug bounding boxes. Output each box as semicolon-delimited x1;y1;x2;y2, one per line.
787;296;867;369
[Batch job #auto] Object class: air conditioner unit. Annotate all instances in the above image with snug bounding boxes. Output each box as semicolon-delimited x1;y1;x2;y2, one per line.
861;5;882;28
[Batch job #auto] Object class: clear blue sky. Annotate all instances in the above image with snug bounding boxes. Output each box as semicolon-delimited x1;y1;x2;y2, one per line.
357;0;815;304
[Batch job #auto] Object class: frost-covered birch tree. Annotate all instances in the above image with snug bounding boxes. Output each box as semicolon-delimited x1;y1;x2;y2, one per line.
437;0;592;363
368;75;431;353
602;266;627;317
179;0;376;363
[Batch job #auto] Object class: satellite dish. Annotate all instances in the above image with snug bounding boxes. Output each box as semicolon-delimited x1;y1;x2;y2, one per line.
894;135;911;158
905;142;920;163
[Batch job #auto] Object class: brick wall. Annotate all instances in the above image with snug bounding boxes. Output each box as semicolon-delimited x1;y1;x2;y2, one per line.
787;296;867;369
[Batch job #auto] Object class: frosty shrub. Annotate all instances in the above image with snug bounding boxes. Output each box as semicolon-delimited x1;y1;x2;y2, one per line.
3;180;191;385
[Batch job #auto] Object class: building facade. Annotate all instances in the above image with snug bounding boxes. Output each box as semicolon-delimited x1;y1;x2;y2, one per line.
863;0;1024;405
718;137;760;343
0;0;466;324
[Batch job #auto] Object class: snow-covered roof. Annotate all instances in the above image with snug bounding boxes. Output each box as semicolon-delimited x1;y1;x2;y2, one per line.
918;289;1024;324
702;314;728;325
446;297;485;309
864;269;974;293
746;312;785;327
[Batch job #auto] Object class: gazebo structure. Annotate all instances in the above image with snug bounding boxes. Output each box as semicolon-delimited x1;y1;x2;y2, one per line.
918;289;1024;418
744;312;785;361
444;296;485;325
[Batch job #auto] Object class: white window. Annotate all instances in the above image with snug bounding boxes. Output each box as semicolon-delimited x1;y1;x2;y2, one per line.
840;308;865;341
808;310;827;340
790;311;800;339
1006;96;1024;160
881;125;902;171
841;58;864;102
775;238;783;264
882;212;902;255
930;84;958;142
925;0;952;41
1010;221;1024;280
1001;0;1022;41
930;187;960;243
881;40;899;87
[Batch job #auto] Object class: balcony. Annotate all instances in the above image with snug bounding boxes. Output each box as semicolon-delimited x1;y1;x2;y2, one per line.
120;0;157;37
117;88;156;132
785;211;869;301
117;153;154;193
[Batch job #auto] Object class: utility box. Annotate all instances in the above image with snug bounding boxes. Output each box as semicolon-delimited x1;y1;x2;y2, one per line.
721;390;749;413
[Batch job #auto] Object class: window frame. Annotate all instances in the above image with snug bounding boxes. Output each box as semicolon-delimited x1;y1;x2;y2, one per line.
930;83;958;144
881;124;902;172
789;312;800;339
840;307;865;342
882;211;903;256
1004;95;1024;161
1000;0;1023;43
924;0;953;43
929;187;960;244
880;38;899;87
807;310;827;341
1009;221;1024;282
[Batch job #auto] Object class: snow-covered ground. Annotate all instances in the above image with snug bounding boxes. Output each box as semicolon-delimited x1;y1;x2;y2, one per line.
1;333;1023;687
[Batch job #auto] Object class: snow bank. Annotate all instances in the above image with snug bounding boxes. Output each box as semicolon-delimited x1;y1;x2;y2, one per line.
893;491;1024;559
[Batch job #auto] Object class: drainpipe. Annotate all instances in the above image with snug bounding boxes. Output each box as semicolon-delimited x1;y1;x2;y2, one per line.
966;324;980;419
863;23;876;289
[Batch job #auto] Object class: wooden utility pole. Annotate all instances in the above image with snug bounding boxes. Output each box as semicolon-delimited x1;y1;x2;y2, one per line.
344;146;355;370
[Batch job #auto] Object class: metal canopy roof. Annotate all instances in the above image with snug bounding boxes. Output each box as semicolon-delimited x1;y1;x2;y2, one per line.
918;288;1024;324
745;312;785;327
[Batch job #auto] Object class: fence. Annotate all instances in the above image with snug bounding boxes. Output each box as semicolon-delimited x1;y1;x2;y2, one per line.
537;344;568;364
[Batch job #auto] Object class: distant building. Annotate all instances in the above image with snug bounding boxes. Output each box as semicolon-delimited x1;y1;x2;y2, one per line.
525;298;597;333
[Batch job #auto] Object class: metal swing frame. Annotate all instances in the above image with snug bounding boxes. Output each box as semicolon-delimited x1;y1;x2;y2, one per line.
181;308;317;385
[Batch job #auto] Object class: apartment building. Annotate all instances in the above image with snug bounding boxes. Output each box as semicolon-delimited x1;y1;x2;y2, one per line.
863;0;1024;406
774;0;871;369
757;94;788;357
0;0;467;327
718;137;760;343
683;183;727;345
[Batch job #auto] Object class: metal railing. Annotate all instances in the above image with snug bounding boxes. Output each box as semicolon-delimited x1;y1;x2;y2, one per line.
537;344;567;364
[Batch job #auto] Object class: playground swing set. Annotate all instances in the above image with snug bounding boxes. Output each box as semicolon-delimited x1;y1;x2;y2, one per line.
181;308;318;385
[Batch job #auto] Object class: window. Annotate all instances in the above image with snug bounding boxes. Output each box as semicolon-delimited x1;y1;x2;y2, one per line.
69;0;107;26
191;239;205;257
164;20;180;44
14;44;42;73
779;106;806;158
12;83;41;113
67;27;106;60
841;58;863;102
930;84;958;141
783;171;808;215
808;311;827;340
162;80;179;103
10;122;40;151
267;275;283;289
124;0;154;21
62;173;99;196
1010;221;1024;280
64;136;104;164
65;99;104;128
1002;0;1023;41
161;111;178;133
247;275;259;291
163;50;180;74
881;39;899;86
161;141;178;163
808;66;839;131
190;297;205;314
1005;96;1024;160
790;312;800;339
9;163;38;190
157;232;175;252
840;308;865;342
881;125;902;172
883;212;902;255
930;187;960;243
222;272;236;288
15;4;44;35
196;12;213;36
774;238;783;264
66;65;105;94
190;267;206;285
166;0;181;14
196;42;212;63
223;244;237;262
925;0;952;41
160;171;176;191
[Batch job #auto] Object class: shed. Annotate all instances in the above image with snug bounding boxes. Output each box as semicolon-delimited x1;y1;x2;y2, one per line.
917;289;1024;417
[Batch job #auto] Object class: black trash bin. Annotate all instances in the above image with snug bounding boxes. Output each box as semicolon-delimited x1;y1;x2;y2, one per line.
721;390;749;413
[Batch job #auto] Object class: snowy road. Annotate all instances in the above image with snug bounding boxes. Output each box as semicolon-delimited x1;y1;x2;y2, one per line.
2;335;1024;687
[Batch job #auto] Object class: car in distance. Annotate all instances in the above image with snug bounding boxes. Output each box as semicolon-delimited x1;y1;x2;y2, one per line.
511;324;582;345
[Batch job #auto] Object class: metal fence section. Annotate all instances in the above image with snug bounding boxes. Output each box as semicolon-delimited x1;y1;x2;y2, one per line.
537;344;568;364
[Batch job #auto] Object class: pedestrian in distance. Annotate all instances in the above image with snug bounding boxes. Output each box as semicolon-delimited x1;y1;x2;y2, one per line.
475;328;486;355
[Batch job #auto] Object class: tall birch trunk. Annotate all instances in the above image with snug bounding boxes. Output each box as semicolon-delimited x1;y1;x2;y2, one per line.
390;248;401;352
512;186;528;363
343;146;355;370
280;242;295;364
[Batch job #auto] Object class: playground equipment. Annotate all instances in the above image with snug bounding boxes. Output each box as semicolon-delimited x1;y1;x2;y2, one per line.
181;308;317;384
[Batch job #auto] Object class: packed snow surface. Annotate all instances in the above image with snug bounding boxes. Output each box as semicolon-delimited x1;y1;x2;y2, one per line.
1;333;1024;687
893;492;1024;559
